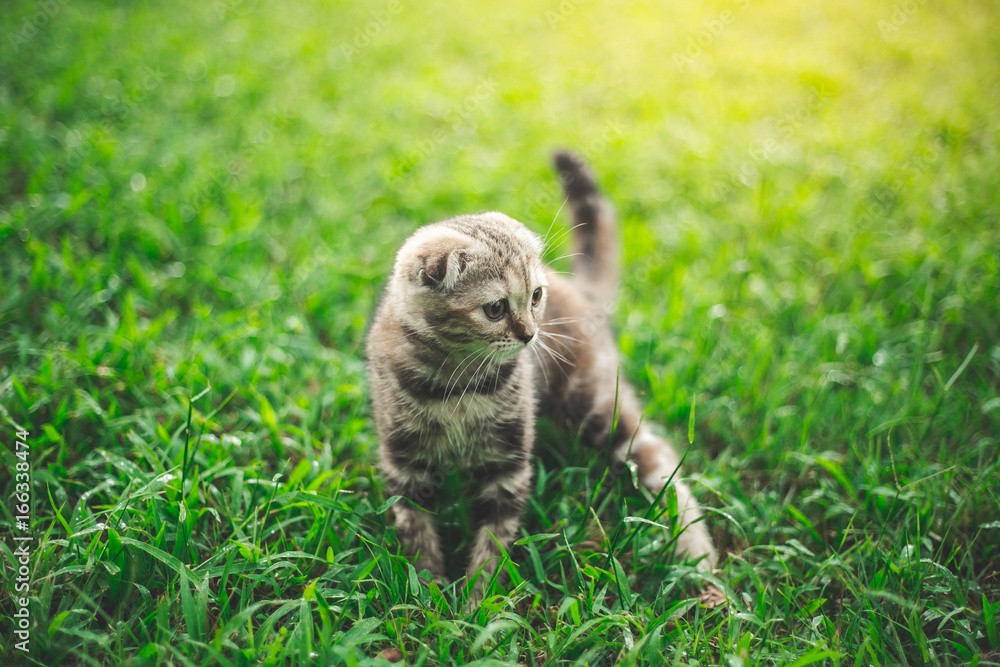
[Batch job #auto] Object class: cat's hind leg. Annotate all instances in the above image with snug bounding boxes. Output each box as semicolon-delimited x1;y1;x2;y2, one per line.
585;389;718;571
615;424;717;571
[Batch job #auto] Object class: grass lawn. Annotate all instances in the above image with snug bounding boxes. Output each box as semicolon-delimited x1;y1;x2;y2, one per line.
2;0;999;664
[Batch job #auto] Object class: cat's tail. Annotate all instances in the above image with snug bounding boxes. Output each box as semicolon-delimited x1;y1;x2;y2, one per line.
552;150;618;305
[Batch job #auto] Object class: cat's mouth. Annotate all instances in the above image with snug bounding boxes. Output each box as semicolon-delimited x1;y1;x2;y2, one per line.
491;340;533;359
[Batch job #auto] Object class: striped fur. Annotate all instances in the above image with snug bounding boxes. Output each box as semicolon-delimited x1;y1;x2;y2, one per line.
367;151;717;603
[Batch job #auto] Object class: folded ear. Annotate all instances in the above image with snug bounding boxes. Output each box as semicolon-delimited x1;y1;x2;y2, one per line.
416;242;468;290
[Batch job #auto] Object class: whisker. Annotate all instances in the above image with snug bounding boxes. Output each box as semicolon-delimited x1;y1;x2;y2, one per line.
456;350;495;417
535;340;570;378
444;348;487;402
540;317;583;326
536;338;573;367
545;221;587;252
475;354;501;418
430;349;456;382
541;196;570;248
540;339;571;364
549;251;586;263
539;331;588;346
531;345;549;386
538;333;576;355
491;354;504;393
453;349;492;411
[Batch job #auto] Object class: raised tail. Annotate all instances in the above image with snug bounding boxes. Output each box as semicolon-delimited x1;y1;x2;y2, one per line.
552;150;618;305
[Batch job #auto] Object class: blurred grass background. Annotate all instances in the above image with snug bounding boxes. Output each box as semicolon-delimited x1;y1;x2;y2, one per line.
1;0;999;664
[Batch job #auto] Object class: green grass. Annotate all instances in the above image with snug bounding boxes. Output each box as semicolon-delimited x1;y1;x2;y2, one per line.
2;0;999;664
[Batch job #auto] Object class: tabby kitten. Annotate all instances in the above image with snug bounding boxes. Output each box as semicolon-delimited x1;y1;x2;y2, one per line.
367;151;717;602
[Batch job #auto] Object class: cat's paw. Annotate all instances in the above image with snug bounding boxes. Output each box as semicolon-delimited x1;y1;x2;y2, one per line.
699;583;726;609
675;523;718;573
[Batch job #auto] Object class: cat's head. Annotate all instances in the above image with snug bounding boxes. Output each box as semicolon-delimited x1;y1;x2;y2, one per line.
391;212;548;359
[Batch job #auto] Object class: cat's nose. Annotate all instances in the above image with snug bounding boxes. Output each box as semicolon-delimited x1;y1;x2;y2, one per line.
511;319;535;344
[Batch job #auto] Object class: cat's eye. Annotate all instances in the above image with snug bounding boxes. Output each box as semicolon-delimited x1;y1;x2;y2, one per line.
483;299;507;320
531;287;543;306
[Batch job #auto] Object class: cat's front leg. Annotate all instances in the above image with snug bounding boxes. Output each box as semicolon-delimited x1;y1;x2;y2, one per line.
465;456;532;606
384;466;446;581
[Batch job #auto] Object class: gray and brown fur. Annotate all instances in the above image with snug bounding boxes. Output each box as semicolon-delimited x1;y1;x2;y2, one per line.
367;150;716;603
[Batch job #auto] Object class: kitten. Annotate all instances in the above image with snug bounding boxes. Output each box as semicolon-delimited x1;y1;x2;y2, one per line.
367;150;717;602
